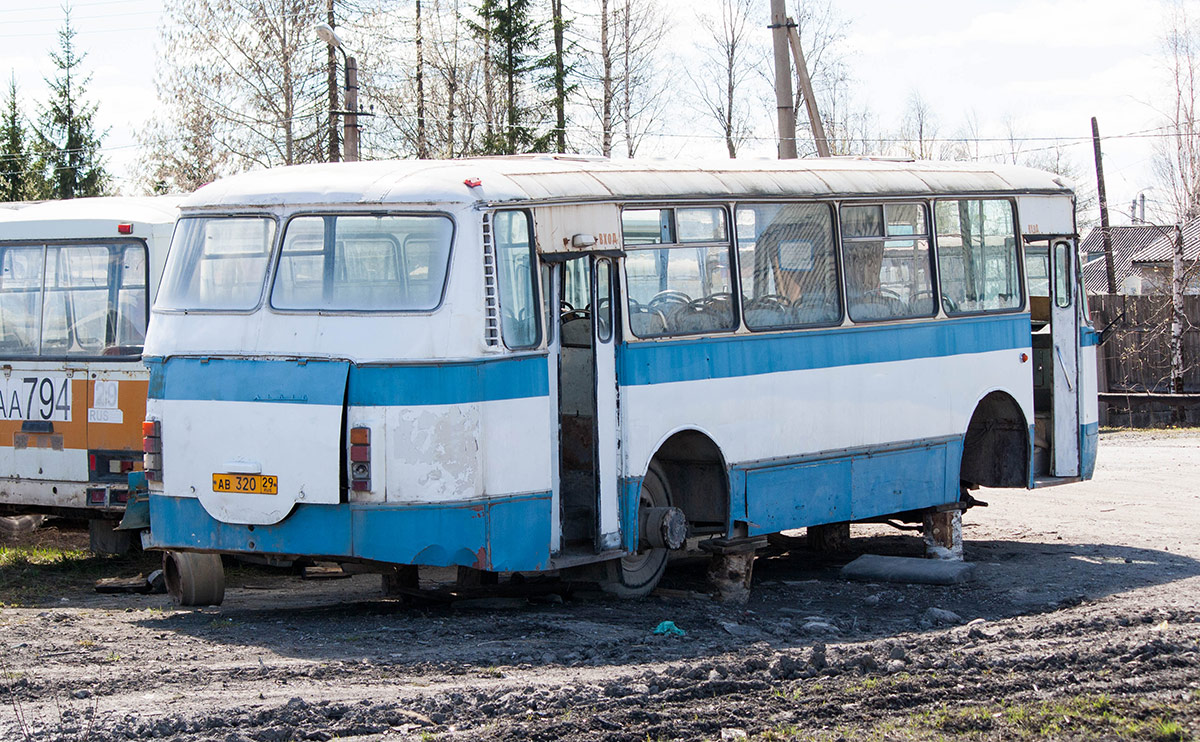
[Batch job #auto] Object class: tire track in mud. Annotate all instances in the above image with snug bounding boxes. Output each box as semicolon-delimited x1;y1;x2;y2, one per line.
18;604;1193;742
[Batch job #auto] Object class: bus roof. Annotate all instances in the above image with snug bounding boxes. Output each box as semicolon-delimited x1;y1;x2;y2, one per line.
0;195;182;240
180;157;1075;211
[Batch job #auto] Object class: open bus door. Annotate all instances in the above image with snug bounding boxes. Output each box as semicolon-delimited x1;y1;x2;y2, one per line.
546;254;622;556
1027;237;1083;483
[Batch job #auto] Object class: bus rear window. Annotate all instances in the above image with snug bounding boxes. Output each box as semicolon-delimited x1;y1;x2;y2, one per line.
271;214;453;312
0;242;148;358
157;217;276;311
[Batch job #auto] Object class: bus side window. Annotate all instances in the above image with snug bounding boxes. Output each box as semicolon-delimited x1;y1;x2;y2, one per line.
623;206;735;338
736;203;840;330
493;210;541;349
840;203;934;322
935;199;1021;315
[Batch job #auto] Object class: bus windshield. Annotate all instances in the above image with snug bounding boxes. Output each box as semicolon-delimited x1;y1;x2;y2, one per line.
157;217;276;311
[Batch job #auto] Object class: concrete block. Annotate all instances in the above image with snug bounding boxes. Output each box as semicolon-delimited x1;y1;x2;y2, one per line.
840;554;977;585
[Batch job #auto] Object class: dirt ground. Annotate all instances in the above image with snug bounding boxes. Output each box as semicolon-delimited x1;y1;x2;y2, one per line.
1;429;1198;741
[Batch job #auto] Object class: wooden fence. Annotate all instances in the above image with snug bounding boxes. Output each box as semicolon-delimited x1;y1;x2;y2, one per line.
1089;294;1200;394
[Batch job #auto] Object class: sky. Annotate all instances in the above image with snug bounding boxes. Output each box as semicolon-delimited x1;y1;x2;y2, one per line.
0;0;1182;228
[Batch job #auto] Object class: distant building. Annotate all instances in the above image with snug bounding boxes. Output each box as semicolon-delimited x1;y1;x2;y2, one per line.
1080;223;1200;295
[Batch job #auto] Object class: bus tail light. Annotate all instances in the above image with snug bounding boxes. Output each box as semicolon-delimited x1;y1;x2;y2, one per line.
350;426;370;492
143;420;163;482
87;488;107;506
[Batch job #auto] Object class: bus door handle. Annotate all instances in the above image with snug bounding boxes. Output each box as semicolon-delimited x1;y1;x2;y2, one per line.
1054;344;1075;392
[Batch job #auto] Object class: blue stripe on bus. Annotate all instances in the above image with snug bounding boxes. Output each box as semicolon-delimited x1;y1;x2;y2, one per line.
145;357;350;406
1081;420;1099;479
145;492;553;571
145;355;550;406
616;314;1030;386
348;356;548;406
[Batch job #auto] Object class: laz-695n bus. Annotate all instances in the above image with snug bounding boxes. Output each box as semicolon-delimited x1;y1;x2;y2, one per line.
137;157;1096;604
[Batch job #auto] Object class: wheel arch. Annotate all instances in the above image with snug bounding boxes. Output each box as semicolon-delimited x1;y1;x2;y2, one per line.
960;388;1030;489
638;426;730;535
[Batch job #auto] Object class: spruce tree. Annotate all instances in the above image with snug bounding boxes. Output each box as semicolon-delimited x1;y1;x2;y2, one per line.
0;75;34;202
37;6;108;199
471;0;554;154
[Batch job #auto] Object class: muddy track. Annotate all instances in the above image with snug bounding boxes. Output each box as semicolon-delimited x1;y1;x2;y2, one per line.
2;430;1199;741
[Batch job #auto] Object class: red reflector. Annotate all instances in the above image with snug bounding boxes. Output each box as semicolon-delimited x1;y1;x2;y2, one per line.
121;460;135;472
110;490;130;504
350;444;370;462
117;223;133;234
351;480;371;492
87;488;107;505
89;454;97;471
464;177;482;188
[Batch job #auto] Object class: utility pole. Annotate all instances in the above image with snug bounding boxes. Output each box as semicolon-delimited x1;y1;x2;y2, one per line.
786;19;829;157
769;0;796;159
344;56;359;162
1091;117;1117;293
326;0;339;162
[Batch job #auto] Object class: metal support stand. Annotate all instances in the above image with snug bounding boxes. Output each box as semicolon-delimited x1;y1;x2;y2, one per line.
923;509;964;561
700;536;767;603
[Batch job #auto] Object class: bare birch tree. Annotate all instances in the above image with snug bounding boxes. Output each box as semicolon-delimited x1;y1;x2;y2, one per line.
143;0;335;189
691;0;763;158
575;0;669;157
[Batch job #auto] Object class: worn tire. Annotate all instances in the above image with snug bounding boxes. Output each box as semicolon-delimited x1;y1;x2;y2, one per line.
89;519;134;555
0;515;45;536
163;551;225;606
601;462;672;598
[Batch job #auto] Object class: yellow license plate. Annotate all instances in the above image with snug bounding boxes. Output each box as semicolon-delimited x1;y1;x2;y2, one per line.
212;473;278;495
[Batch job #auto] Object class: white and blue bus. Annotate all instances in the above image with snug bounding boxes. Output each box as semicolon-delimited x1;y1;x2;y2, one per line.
139;157;1097;604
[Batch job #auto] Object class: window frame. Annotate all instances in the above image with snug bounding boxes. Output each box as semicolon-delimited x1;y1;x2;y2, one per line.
264;210;458;316
932;196;1026;318
0;238;150;362
620;203;740;340
838;200;938;324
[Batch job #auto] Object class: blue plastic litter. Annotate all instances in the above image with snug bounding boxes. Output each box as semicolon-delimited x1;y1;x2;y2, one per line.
652;620;686;637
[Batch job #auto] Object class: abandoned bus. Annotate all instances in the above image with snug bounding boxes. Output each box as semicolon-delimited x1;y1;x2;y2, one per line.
0;197;180;551
139;158;1097;604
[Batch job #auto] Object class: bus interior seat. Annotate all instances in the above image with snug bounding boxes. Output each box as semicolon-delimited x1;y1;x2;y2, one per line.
560;310;592;347
629;308;667;336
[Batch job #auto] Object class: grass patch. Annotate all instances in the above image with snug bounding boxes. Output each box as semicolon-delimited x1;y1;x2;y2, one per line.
0;538;160;606
756;693;1193;741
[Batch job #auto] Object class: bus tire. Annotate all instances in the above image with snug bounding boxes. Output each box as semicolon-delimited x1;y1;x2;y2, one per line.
601;462;672;598
163;551;225;606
